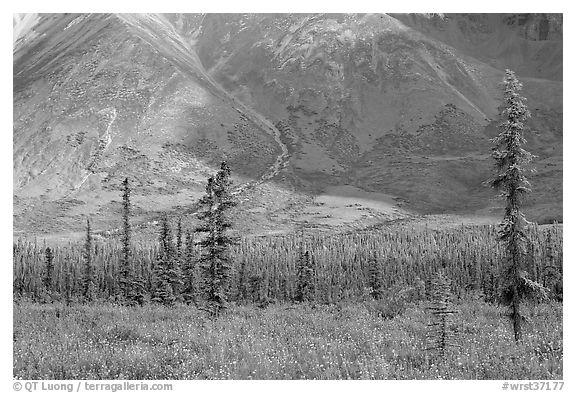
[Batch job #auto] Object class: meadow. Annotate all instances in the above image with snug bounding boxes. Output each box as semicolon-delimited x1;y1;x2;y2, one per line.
13;298;562;380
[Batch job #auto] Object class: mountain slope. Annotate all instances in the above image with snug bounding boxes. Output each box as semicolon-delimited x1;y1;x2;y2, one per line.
189;13;562;220
13;13;562;238
13;14;283;236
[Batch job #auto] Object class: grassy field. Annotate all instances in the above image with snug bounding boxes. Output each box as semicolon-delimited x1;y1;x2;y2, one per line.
13;299;562;380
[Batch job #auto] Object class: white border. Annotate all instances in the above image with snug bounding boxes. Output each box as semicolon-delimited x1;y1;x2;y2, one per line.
3;3;572;391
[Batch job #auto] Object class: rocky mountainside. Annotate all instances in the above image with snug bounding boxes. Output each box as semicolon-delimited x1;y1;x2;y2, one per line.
13;13;562;239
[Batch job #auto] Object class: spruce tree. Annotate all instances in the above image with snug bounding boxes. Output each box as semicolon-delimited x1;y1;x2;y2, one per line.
236;256;248;302
82;218;96;302
119;178;146;306
119;177;132;301
44;247;54;292
196;161;237;317
295;249;315;303
426;272;458;357
488;69;547;341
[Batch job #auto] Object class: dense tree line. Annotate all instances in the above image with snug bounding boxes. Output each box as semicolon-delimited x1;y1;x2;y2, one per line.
13;221;563;306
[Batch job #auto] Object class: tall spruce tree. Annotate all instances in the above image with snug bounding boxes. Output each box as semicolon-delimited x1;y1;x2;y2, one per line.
196;161;237;317
488;69;547;341
82;218;96;302
119;177;132;301
119;178;146;305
